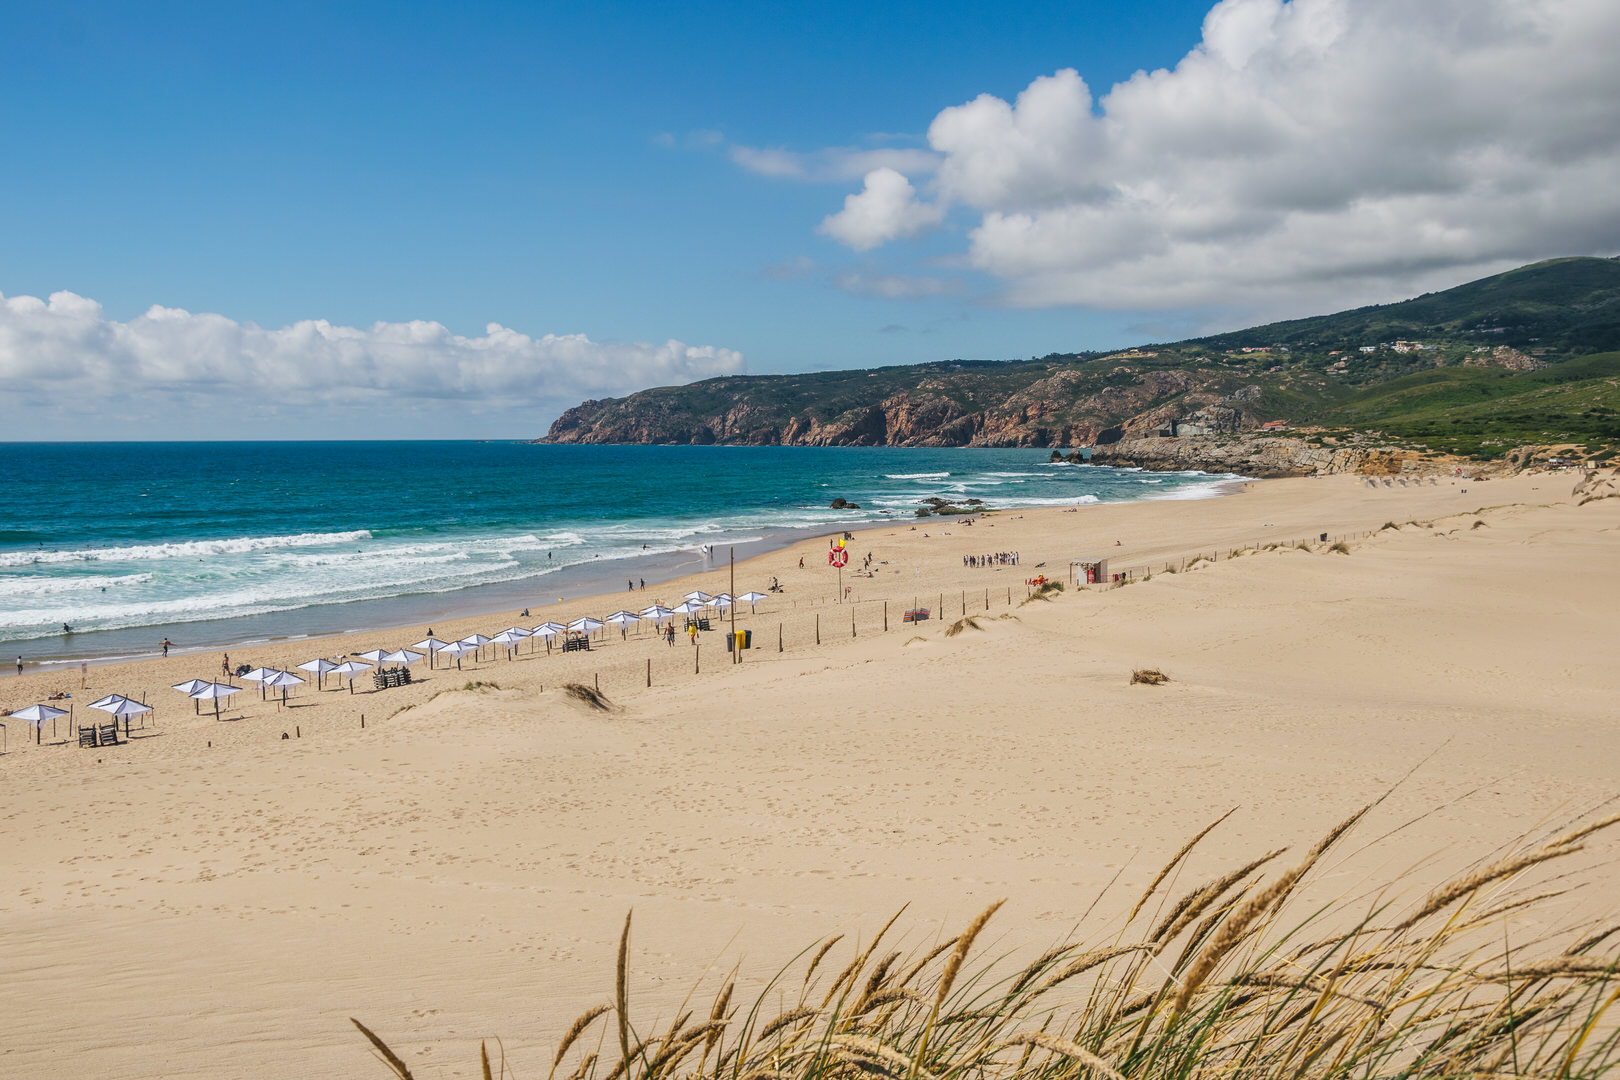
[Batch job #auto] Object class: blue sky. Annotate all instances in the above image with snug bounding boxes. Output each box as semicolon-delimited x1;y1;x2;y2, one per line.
4;0;1618;438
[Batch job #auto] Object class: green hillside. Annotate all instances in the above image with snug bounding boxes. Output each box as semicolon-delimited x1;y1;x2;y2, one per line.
1190;257;1620;355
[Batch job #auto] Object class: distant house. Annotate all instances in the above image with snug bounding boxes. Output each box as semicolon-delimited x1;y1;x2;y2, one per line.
1359;345;1377;353
1392;340;1429;353
1260;419;1289;431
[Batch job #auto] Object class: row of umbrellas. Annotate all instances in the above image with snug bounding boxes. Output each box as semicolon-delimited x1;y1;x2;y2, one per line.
4;692;154;747
4;591;777;749
349;590;775;670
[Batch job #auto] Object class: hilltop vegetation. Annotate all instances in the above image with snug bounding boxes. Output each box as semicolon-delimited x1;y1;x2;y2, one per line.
543;257;1620;463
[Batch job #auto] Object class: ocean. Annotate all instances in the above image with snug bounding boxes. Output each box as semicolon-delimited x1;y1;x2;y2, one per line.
0;442;1240;666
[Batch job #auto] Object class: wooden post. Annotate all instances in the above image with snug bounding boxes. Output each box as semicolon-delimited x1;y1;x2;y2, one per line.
851;606;856;638
778;622;783;652
595;672;600;693
646;658;651;687
962;590;965;616
815;614;820;645
985;588;988;610
694;645;700;675
883;601;887;631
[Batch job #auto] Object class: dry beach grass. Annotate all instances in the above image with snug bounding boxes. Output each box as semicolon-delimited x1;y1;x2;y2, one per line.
356;808;1620;1080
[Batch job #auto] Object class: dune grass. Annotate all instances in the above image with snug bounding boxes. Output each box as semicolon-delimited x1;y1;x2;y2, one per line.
564;683;611;710
1130;668;1170;685
353;808;1620;1080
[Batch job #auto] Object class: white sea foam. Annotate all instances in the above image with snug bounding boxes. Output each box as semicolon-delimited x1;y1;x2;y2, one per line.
0;530;375;568
883;471;950;479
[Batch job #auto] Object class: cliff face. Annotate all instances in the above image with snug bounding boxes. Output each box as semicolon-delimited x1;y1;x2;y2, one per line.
542;367;1254;449
1085;434;1482;478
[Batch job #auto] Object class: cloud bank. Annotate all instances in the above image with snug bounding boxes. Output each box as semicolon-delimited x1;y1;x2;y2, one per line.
822;0;1620;312
0;291;744;432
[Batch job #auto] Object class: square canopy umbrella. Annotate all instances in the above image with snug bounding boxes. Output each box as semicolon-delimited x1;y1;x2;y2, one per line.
240;667;276;700
435;640;473;669
412;637;450;668
605;610;640;638
189;681;242;720
95;695;152;736
490;631;525;658
262;669;304;704
460;634;493;661
330;659;371;693
640;604;674;623
567;616;603;637
530;622;566;654
683;591;712;603
12;703;68;744
380;649;424;667
298;657;339;689
355;650;389;666
739;591;767;612
672;600;703;616
172;678;212;714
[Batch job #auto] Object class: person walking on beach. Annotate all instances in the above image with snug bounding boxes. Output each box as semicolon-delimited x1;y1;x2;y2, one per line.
15;656;21;676
221;653;231;679
161;638;171;657
688;622;698;646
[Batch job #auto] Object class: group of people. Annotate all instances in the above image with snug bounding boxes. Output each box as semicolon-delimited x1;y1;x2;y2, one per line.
962;551;1020;568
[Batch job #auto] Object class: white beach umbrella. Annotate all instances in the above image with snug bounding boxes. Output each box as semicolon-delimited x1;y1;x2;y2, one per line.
12;703;68;744
262;669;304;705
497;625;534;654
355;649;389;666
89;693;130;710
672;600;703;616
739;591;767;612
530;622;566;637
490;631;525;658
330;659;372;693
567;616;603;637
97;695;153;737
435;640;473;669
239;666;277;700
639;604;674;623
605;610;640;639
413;637;450;668
380;649;424;667
683;591;712;603
298;657;339;690
189;681;242;721
711;594;733;611
460;633;493;661
172;678;211;714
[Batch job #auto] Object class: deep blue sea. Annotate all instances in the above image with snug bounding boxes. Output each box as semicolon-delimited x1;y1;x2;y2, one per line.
0;442;1240;665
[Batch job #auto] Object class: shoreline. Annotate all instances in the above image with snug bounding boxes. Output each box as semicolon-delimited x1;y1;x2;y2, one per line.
0;468;1522;713
3;467;1245;673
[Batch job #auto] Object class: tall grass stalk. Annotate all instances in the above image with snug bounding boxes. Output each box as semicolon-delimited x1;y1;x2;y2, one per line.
357;813;1620;1080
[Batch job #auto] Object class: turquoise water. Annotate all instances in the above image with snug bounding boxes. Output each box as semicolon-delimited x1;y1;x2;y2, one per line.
0;442;1238;664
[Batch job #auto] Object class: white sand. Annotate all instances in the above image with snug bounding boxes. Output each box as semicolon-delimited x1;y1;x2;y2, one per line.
2;470;1617;1078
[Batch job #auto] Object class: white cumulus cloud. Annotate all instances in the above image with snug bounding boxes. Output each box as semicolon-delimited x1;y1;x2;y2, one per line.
729;144;940;183
818;168;946;251
825;0;1620;313
0;291;744;435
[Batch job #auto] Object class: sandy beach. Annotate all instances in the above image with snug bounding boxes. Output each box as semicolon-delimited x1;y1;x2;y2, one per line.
2;468;1618;1079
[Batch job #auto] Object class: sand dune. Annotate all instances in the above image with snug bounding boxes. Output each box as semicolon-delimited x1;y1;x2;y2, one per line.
2;470;1617;1078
